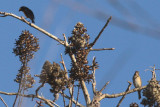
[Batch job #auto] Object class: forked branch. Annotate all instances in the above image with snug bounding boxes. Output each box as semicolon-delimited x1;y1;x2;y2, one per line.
116;81;132;107
35;82;45;96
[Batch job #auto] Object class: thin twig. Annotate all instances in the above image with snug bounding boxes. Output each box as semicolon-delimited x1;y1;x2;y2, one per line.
13;77;23;107
102;86;146;100
99;81;110;93
89;16;112;48
75;85;80;107
0;91;59;107
62;33;69;46
33;103;37;107
90;48;115;51
53;93;59;102
62;90;66;107
116;81;132;107
60;54;68;79
36;100;44;107
60;91;84;107
0;96;8;107
35;82;45;96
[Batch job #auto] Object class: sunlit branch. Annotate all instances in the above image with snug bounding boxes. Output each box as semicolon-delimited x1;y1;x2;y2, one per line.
0;12;65;46
99;81;110;93
35;82;45;96
90;48;115;51
101;86;146;100
116;81;132;107
80;80;91;105
0;91;59;107
0;96;8;107
89;16;112;48
60;91;84;107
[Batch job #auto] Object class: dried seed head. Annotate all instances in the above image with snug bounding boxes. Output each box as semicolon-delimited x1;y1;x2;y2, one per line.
13;30;39;90
13;30;39;64
37;60;69;96
141;79;160;106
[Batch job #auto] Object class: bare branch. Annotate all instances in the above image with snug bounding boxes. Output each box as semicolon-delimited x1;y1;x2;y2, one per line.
62;33;69;46
0;91;59;107
35;82;45;96
60;54;68;79
0;96;8;107
60;91;85;107
92;57;97;94
116;81;132;107
92;80;96;95
70;85;74;107
89;16;112;48
99;81;110;93
0;12;65;45
80;80;91;105
101;86;146;100
62;91;66;107
69;53;77;66
13;82;22;107
90;48;115;51
53;93;59;102
75;86;80;107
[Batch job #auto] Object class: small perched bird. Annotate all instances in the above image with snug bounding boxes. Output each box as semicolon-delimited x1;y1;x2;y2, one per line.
19;6;35;23
133;71;142;99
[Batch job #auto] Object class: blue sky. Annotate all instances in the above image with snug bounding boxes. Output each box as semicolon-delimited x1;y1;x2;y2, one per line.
0;0;160;107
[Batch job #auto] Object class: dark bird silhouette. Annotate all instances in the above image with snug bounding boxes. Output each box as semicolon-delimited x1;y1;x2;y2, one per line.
133;71;142;99
19;6;35;23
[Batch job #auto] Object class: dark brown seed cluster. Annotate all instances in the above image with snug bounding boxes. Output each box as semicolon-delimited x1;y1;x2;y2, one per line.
130;102;139;107
13;30;39;63
65;22;90;54
66;22;99;82
141;78;160;106
38;61;69;94
13;30;39;89
69;22;90;50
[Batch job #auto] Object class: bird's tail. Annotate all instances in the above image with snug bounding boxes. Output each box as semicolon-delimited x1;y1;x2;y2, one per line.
32;20;35;23
138;90;141;99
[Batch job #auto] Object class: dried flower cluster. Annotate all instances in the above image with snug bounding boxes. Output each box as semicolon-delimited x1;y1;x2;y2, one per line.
68;22;90;51
13;30;39;64
38;61;69;94
66;22;98;82
13;30;39;89
141;78;160;106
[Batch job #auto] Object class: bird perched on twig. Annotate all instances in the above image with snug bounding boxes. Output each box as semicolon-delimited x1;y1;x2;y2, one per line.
19;6;35;23
133;71;142;99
